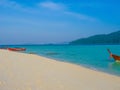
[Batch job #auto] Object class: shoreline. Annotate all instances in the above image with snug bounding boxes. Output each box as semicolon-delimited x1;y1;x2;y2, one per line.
0;49;120;90
33;52;120;77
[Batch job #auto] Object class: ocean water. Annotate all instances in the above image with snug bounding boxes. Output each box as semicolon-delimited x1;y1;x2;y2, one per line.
4;45;120;76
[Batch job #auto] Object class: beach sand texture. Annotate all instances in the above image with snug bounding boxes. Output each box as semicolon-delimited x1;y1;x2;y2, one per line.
0;49;120;90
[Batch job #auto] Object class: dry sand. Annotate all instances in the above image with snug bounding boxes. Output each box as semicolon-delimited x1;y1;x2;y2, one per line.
0;49;120;90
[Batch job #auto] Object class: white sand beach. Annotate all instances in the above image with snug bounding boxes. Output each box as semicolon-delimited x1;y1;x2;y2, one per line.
0;49;120;90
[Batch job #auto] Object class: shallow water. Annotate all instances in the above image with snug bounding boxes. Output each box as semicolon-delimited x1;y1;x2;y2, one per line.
5;45;120;76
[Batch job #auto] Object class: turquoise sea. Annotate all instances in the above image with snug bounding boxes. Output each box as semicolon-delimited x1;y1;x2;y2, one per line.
2;45;120;76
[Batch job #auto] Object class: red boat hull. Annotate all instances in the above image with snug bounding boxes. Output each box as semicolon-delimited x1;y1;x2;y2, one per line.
107;49;120;62
8;48;26;51
112;54;120;61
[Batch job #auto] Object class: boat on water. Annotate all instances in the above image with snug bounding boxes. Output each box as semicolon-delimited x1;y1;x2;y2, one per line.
107;49;120;62
7;48;26;51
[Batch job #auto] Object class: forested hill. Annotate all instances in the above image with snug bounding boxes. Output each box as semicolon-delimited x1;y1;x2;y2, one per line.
70;31;120;45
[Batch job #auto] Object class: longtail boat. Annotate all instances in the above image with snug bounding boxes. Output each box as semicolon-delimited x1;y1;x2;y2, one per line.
7;48;26;51
107;49;120;62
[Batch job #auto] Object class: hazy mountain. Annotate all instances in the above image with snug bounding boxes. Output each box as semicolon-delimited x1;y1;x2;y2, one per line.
70;31;120;45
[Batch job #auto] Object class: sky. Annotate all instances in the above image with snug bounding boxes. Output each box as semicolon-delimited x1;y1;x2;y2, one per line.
0;0;120;44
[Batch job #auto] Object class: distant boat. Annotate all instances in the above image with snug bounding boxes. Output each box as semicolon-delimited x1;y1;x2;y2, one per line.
7;48;26;51
107;49;120;62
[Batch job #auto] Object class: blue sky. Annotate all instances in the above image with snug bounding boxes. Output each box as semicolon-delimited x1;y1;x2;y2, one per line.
0;0;120;44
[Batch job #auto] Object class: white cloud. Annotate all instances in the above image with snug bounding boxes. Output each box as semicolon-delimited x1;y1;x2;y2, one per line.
64;11;96;21
0;0;20;8
39;1;65;10
0;0;97;22
38;1;97;21
0;0;39;14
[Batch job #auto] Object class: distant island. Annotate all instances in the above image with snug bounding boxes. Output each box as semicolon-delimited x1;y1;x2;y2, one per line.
70;30;120;45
